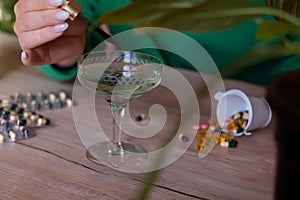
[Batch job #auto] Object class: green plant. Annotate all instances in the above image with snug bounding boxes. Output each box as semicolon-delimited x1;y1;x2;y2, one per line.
0;0;18;33
97;0;300;78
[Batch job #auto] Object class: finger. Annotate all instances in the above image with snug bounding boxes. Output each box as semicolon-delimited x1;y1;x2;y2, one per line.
14;0;63;17
21;36;84;67
14;9;70;34
18;23;69;50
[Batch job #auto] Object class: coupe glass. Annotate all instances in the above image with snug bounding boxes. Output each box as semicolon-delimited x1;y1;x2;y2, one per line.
77;50;162;168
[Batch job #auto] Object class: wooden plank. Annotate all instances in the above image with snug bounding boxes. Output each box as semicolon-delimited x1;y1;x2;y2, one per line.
0;143;199;200
0;36;277;199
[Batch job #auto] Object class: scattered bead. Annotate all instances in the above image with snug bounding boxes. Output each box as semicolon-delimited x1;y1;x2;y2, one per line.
9;130;17;142
0;134;4;143
195;110;249;151
0;90;73;144
37;118;51;127
22;129;30;139
135;114;146;122
179;133;189;142
229;139;238;148
58;90;67;101
66;98;73;107
220;141;229;147
193;123;208;130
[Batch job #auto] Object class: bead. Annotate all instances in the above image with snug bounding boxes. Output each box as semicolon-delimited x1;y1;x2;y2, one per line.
58;90;67;101
30;114;39;122
220;141;229;147
234;119;244;126
242;111;249;120
1;110;10;120
208;125;216;132
226;118;234;123
214;127;222;133
8;103;18;111
196;130;208;151
66;98;73;107
22;111;32;118
17;118;27;126
22;129;29;139
193;123;208;130
236;127;245;133
135;114;146;122
19;126;25;132
227;122;239;130
44;101;53;110
0;99;10;107
9;114;19;123
55;100;65;109
37;118;51;126
9;130;17;142
179;133;189;142
25;119;33;126
3;122;10;131
0;134;4;143
229;139;238;148
15;107;25;115
232;112;242;120
34;102;42;111
48;92;57;102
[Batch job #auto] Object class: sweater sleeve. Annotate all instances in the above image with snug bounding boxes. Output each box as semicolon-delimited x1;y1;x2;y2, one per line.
37;64;78;81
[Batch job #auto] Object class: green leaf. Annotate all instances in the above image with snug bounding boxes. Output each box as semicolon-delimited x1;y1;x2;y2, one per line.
147;0;262;31
0;0;18;33
96;0;205;25
222;40;300;77
97;0;262;31
97;0;300;32
256;20;300;39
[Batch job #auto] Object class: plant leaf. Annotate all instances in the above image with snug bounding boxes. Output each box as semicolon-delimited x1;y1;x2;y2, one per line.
256;20;300;39
222;40;300;77
97;0;300;32
0;0;18;33
97;0;263;31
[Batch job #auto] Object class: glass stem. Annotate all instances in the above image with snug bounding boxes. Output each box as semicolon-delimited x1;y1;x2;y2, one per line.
110;104;126;155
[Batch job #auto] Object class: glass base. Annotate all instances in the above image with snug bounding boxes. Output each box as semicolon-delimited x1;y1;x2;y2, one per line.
86;141;147;169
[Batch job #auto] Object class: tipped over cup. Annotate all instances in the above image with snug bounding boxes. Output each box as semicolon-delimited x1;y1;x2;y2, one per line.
214;89;272;136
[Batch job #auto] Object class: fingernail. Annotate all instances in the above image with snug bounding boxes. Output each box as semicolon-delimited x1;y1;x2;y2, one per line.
21;51;27;60
53;23;69;33
54;10;70;21
48;0;63;7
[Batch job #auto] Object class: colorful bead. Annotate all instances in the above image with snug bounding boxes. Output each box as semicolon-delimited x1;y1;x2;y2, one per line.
9;130;17;142
0;90;72;144
220;141;229;147
0;134;4;143
195;110;249;151
229;139;238;148
135;114;146;122
179;133;189;142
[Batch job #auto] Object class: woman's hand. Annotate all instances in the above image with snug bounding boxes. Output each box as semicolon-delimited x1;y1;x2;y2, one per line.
14;0;86;67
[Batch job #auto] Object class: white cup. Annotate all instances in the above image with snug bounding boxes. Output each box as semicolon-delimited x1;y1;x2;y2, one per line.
214;89;272;136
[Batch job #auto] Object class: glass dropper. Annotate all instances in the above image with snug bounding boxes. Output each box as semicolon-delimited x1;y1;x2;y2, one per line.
61;0;120;48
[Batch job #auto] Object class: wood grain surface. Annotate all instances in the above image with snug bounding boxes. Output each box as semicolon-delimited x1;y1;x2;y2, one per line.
0;33;277;200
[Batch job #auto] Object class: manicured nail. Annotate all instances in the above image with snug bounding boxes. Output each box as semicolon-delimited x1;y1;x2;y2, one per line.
21;51;27;60
53;23;69;33
48;0;63;7
54;10;70;21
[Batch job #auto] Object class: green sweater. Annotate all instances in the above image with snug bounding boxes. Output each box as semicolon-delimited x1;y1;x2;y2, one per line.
38;0;300;86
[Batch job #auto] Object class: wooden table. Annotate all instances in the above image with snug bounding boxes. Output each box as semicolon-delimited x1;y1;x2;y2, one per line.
0;33;277;200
